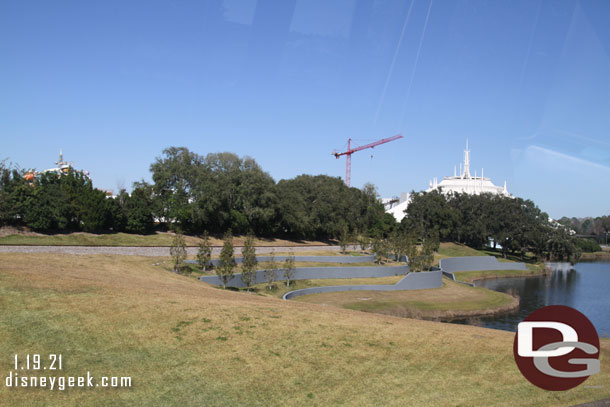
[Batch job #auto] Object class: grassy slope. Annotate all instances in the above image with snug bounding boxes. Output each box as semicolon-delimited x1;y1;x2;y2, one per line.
1;253;609;406
295;279;519;320
0;231;329;247
435;242;540;264
453;264;546;283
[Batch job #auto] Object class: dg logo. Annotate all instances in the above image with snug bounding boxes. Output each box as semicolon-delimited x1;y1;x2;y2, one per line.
513;305;600;391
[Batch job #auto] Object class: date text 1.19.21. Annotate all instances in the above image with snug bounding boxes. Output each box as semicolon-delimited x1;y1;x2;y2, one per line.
14;354;62;371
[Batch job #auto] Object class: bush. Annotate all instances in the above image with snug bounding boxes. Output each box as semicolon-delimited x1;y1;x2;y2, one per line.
574;238;602;253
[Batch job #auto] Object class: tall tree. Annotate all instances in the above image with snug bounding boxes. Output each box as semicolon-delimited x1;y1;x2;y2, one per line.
217;231;236;288
124;182;155;234
170;232;187;273
283;252;296;287
420;231;439;271
196;231;213;272
241;233;257;291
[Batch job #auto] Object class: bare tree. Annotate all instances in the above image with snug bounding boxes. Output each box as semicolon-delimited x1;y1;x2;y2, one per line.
283;252;296;287
264;250;277;290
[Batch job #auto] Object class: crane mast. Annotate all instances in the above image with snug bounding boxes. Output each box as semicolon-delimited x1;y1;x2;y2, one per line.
332;134;403;187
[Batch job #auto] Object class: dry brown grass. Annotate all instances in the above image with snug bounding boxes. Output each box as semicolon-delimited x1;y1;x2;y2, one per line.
1;253;609;406
0;230;331;247
294;280;519;319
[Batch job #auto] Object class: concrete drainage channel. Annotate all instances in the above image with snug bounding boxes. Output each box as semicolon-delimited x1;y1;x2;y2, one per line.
282;269;443;300
194;256;526;300
439;256;527;287
194;255;526;300
193;254;443;298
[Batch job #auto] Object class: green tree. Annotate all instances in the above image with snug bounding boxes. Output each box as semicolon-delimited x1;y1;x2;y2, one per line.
283;252;296;287
420;231;439;271
240;233;258;291
169;232;187;273
371;235;388;264
275;175;390;240
124;182;155;234
149;147;204;231
196;231;213;271
574;238;602;253
403;190;457;241
217;231;236;288
389;229;408;261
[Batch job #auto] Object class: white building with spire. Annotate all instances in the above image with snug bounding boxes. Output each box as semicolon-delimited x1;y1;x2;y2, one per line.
384;141;510;222
426;140;510;196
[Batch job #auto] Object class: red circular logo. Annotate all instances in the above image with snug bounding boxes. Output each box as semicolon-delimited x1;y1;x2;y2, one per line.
513;305;600;391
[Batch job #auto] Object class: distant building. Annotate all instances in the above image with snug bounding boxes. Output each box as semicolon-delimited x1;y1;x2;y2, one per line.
383;192;410;222
426;141;510;197
24;149;90;182
384;141;510;221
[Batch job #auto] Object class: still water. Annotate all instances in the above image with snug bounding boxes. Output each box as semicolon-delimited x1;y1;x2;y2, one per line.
449;261;610;336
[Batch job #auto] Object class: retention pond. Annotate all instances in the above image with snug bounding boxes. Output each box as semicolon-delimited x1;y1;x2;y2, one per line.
447;261;610;336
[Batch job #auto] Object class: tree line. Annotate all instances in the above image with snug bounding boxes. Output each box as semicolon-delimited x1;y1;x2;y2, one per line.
1;149;596;263
401;190;585;262
0;148;391;240
557;215;610;244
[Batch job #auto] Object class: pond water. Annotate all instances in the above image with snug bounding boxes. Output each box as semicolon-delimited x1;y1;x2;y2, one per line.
448;261;610;336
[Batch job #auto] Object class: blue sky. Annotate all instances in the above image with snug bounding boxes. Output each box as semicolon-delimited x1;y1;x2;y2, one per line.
1;0;609;219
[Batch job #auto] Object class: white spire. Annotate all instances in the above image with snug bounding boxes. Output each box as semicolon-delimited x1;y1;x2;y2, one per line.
463;139;471;179
56;148;64;166
454;165;457;177
464;139;470;178
503;180;508;194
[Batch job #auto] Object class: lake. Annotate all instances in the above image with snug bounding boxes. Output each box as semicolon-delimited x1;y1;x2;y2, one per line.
448;261;610;336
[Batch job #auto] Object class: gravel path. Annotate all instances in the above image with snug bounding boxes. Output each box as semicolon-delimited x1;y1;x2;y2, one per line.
0;245;358;257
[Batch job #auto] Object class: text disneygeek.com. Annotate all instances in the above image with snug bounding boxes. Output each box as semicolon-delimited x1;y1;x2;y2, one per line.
3;354;132;391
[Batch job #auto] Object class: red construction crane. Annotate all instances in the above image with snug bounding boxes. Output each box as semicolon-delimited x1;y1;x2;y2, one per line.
332;134;403;187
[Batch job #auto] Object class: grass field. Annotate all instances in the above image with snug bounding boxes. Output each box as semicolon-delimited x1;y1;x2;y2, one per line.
1;253;609;406
0;230;330;247
293;279;519;320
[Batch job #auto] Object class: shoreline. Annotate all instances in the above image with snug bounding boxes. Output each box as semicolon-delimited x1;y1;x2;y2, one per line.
580;252;610;261
452;264;548;284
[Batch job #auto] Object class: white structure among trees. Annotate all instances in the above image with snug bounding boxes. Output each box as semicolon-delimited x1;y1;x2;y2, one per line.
384;141;510;222
426;141;510;196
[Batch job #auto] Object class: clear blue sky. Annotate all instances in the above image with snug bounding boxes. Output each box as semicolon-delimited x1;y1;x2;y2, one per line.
1;0;609;219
